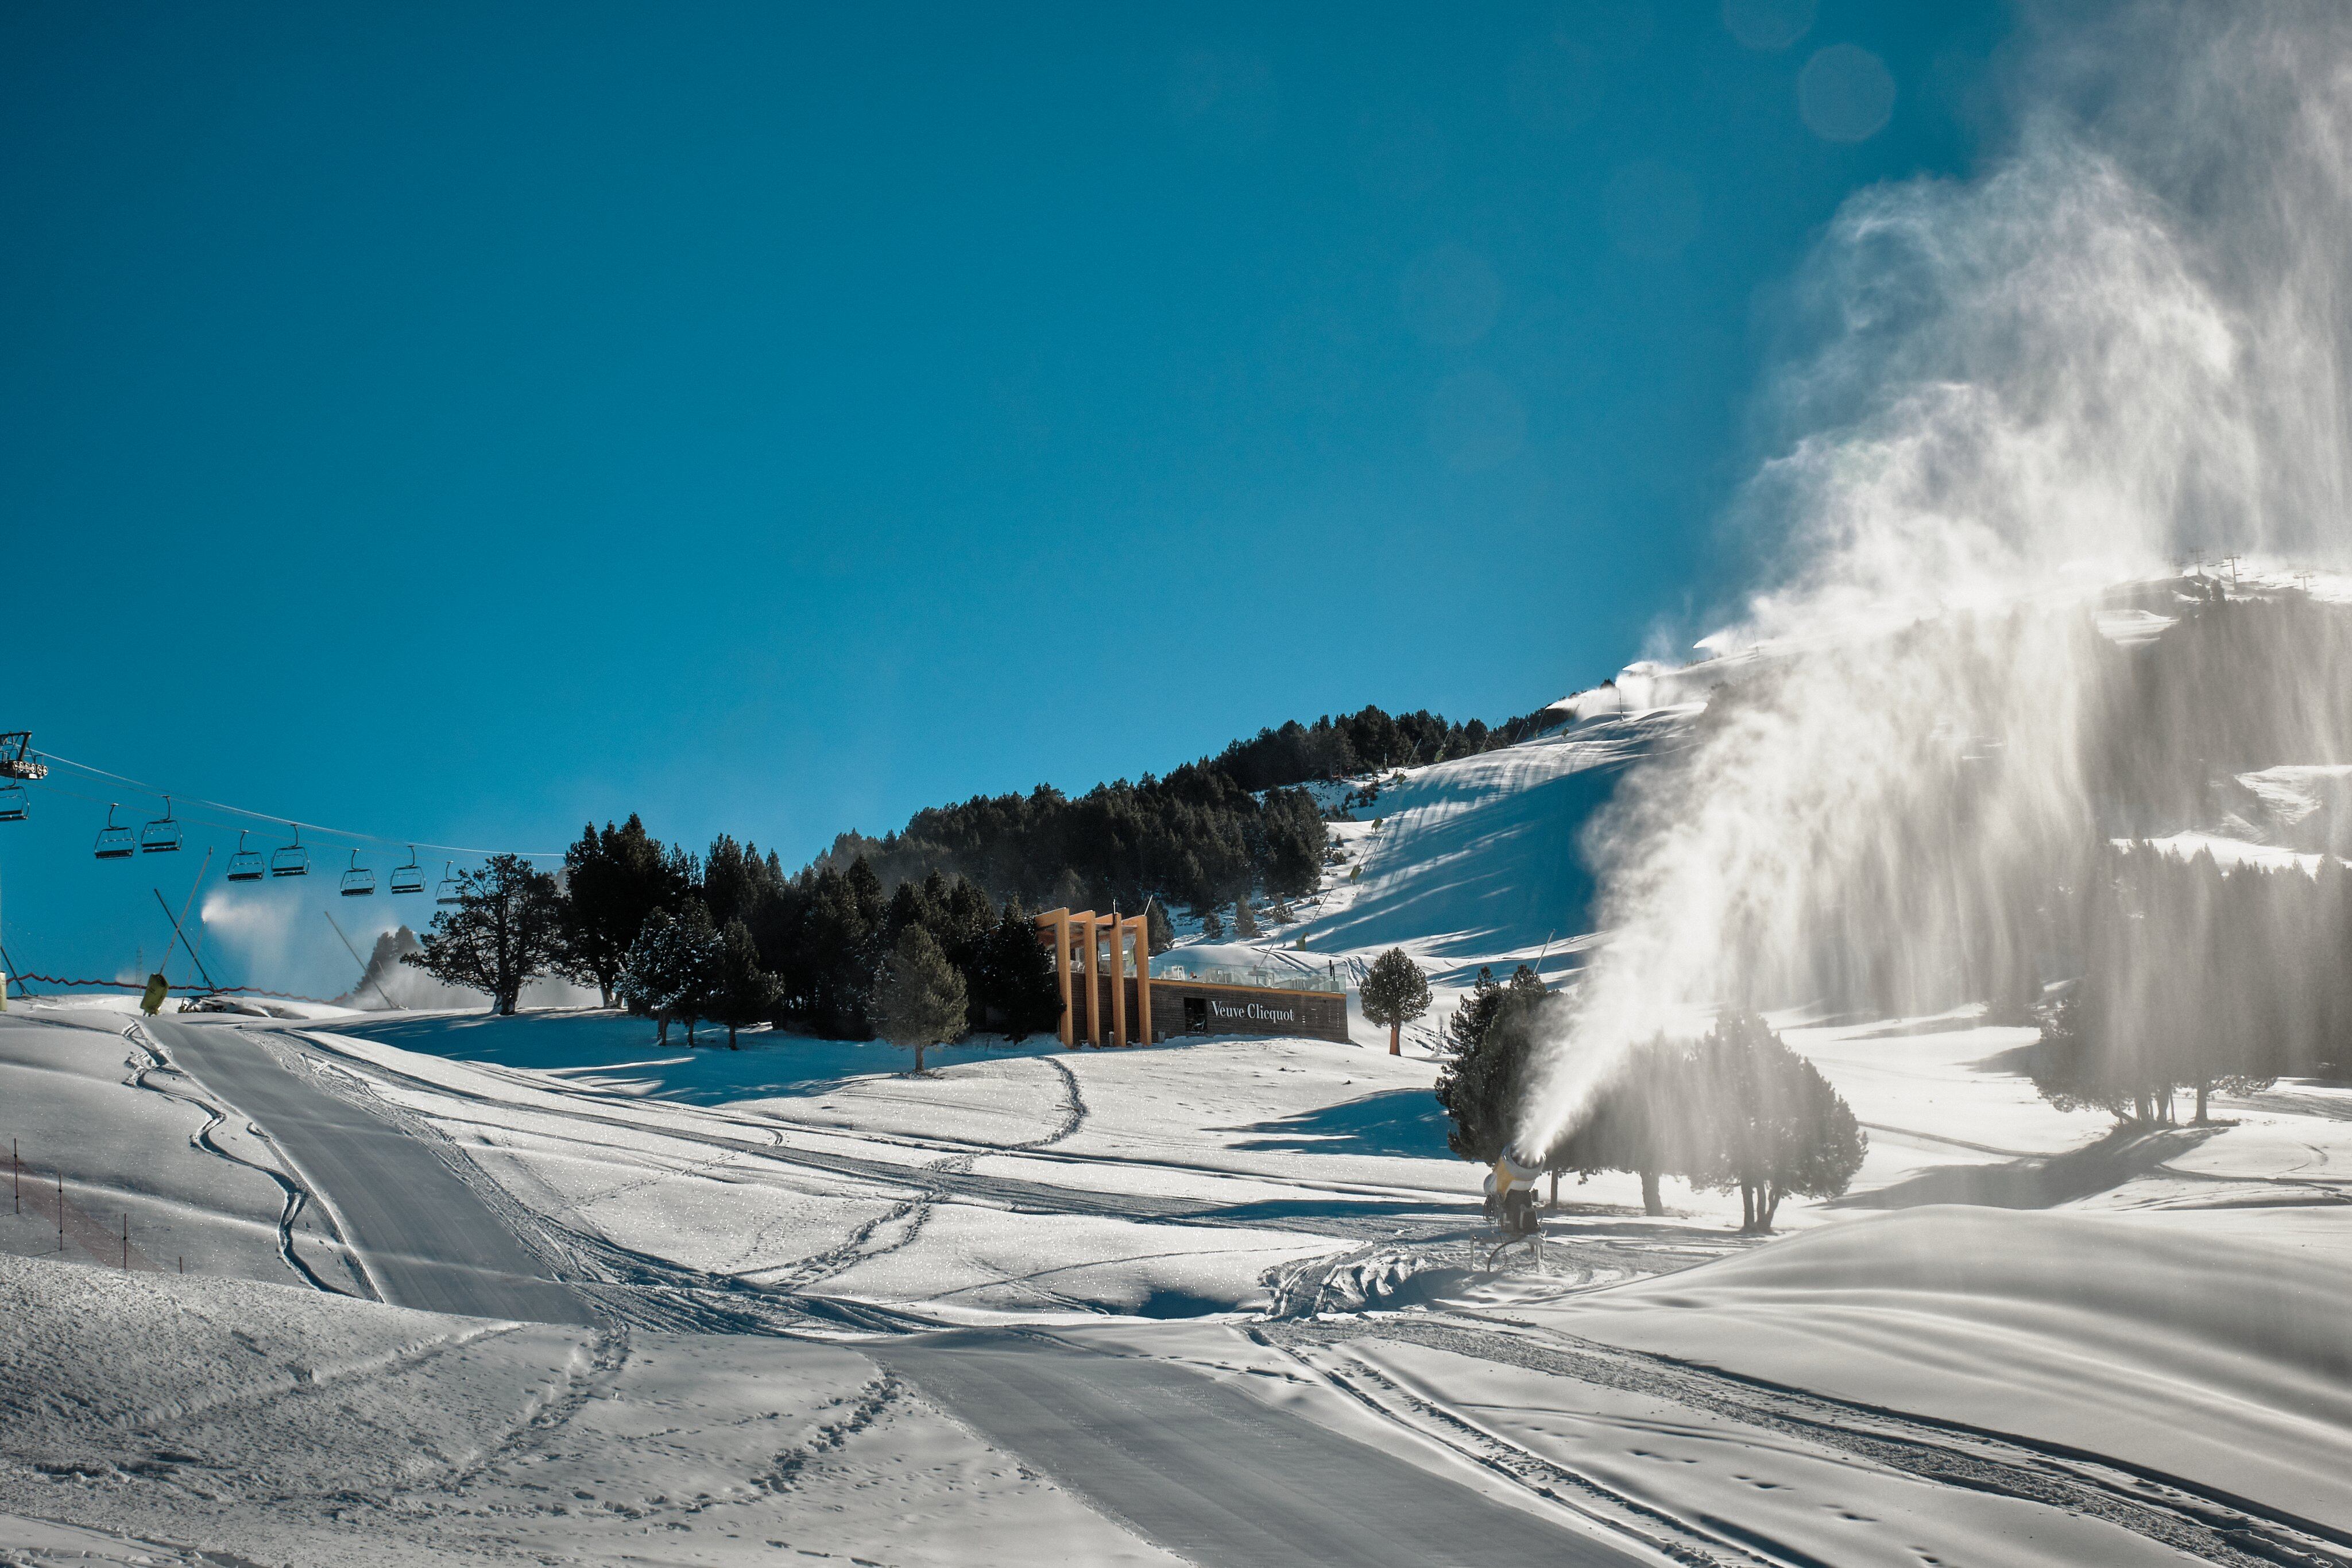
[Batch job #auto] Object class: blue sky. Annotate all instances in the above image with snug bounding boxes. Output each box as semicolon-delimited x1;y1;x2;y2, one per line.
1;1;2011;994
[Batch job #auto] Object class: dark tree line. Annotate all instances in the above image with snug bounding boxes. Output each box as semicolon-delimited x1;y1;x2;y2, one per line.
409;686;1573;1037
1210;703;1561;794
1434;970;1864;1233
804;697;1565;926
408;816;1062;1046
812;765;1326;923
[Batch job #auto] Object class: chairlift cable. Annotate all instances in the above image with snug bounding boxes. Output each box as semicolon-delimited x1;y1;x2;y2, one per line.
33;750;562;860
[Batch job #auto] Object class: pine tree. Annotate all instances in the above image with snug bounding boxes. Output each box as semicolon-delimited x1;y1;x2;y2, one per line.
1233;898;1260;937
1360;947;1430;1055
1445;967;1504;1058
616;909;693;1044
707;918;782;1049
977;902;1062;1042
1198;904;1225;940
1432;967;1552;1161
671;900;721;1045
875;925;968;1073
1685;1013;1866;1233
803;860;882;1038
1547;1037;1690;1216
560;816;691;1006
405;854;568;1015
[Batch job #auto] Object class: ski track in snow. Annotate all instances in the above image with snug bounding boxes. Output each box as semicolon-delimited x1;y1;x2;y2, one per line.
1268;1317;2352;1568
121;1022;365;1299
20;717;2352;1562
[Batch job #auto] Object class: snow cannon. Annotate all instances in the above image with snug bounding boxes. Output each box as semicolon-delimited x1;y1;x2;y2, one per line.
1483;1144;1543;1238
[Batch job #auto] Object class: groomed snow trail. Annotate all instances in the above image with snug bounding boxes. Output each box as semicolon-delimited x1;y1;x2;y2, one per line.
149;1017;593;1325
879;1330;1647;1568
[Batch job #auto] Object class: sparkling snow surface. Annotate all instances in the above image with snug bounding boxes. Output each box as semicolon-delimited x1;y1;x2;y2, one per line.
9;719;2352;1563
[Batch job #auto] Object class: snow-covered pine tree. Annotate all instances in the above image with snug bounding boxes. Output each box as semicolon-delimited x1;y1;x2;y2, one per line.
616;908;690;1044
672;900;722;1046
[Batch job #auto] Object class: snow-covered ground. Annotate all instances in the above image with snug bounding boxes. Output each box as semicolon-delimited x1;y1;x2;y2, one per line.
10;687;2352;1563
0;1253;1180;1567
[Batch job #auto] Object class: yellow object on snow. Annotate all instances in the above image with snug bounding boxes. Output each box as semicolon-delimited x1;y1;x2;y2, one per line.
1490;1145;1541;1197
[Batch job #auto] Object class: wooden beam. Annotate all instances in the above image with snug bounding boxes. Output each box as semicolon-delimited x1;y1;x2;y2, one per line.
1127;913;1151;1045
1109;915;1128;1048
1034;908;1075;1048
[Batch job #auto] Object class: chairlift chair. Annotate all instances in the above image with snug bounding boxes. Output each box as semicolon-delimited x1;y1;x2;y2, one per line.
138;797;182;854
435;861;463;905
226;830;265;882
269;824;311;878
94;804;136;860
340;850;376;897
389;846;424;895
0;784;25;823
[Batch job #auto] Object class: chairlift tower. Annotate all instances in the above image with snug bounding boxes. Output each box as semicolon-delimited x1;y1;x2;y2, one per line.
0;734;45;783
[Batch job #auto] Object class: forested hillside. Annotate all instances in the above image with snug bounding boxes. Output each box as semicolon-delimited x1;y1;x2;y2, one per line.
524;697;1543;1040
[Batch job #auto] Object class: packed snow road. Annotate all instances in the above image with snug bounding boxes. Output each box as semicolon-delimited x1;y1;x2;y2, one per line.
880;1329;1644;1568
147;1017;594;1325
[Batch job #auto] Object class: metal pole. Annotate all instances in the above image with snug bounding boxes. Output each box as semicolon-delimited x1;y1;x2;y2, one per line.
121;1214;127;1271
150;848;214;980
322;908;398;1009
55;1170;62;1251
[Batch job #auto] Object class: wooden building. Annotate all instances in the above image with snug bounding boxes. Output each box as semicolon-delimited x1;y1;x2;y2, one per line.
1032;908;1352;1047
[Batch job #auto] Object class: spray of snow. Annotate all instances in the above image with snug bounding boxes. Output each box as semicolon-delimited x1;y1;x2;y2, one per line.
1519;3;2352;1152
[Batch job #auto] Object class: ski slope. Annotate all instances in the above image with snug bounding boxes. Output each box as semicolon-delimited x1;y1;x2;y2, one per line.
13;646;2352;1563
1290;713;1680;984
10;986;2352;1563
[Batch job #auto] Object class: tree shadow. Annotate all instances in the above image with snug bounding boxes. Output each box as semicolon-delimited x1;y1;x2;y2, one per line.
1969;1042;2042;1075
325;1009;1063;1106
1831;1124;2224;1211
1229;1087;1453;1160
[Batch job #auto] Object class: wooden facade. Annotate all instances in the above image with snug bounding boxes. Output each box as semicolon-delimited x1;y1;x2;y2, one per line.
1033;908;1153;1047
1032;908;1353;1047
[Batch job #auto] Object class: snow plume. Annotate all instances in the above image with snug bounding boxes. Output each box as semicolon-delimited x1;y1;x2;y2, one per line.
199;883;304;985
1518;3;2352;1153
